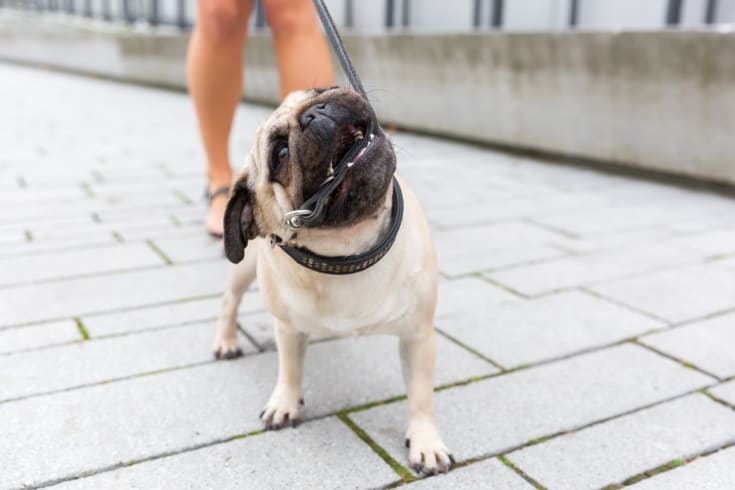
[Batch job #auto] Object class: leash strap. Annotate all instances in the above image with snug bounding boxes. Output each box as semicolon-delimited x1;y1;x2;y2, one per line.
312;0;368;99
283;0;378;230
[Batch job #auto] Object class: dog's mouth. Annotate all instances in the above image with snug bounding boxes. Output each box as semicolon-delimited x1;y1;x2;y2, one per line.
331;123;367;171
328;124;382;212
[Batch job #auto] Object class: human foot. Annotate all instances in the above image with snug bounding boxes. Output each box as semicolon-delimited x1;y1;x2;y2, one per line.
206;184;230;237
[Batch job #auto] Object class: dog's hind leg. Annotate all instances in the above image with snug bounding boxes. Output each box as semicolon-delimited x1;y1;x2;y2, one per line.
213;238;260;359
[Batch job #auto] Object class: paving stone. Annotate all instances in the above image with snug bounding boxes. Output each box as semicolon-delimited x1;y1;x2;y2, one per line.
0;320;81;354
53;417;398;490
433;221;569;276
508;394;735;489
436;277;517;318
0;322;257;402
673;229;735;257
351;344;714;467
440;244;566;277
427;192;609;228
407;458;531;489
0;333;491;488
640;312;735;378
238;310;277;350
151;232;225;263
486;244;695;296
0;233;119;258
710;381;735;407
0;242;164;287
553;228;674;254
629;445;735;490
81;290;263;337
591;265;735;323
437;290;664;368
0;260;229;327
532;203;704;236
713;255;735;273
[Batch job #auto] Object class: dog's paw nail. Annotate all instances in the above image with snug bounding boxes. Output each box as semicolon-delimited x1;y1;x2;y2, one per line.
449;454;456;465
290;418;301;428
259;410;265;419
405;438;410;448
271;423;280;430
299;398;304;405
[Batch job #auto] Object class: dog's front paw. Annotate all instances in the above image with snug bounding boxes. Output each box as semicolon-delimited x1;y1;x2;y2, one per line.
212;334;242;360
260;384;303;430
405;419;454;476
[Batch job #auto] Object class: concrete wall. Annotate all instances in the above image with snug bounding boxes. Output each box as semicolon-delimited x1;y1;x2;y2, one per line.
1;13;734;185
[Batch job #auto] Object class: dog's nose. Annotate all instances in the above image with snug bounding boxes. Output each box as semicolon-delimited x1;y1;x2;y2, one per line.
299;103;327;130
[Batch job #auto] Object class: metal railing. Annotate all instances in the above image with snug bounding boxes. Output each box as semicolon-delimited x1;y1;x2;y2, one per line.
0;0;726;31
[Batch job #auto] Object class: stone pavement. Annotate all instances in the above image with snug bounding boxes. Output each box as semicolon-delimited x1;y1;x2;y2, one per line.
1;62;734;490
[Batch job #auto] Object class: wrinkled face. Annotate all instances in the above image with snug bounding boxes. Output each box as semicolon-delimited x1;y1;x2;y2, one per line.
224;87;397;263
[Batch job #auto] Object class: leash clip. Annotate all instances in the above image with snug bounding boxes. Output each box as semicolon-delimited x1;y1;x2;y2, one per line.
284;209;313;230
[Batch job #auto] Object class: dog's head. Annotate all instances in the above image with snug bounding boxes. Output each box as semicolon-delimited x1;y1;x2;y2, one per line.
223;87;397;263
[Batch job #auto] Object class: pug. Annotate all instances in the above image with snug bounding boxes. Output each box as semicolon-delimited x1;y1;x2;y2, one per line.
214;87;453;475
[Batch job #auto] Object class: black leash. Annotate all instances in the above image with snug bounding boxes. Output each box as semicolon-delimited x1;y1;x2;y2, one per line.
283;0;378;230
274;0;404;275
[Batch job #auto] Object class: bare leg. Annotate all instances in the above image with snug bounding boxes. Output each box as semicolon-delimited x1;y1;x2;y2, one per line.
263;0;334;99
400;329;453;475
213;239;259;358
187;0;254;236
261;318;309;429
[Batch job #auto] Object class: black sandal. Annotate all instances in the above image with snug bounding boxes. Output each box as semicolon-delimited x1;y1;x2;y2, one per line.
205;185;230;238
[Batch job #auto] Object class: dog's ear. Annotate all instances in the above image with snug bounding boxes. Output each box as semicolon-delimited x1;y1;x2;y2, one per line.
223;183;256;264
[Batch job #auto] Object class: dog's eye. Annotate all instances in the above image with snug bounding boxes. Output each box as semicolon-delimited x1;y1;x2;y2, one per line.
271;141;289;173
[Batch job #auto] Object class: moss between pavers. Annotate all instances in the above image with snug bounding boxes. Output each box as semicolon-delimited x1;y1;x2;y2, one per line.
338;412;417;483
74;317;90;340
498;455;546;489
146;239;173;265
434;328;506;371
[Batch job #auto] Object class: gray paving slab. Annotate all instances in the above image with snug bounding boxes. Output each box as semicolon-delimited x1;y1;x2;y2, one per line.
433;221;568;276
52;417;399;490
486;244;695;296
0;242;164;287
427;191;609;229
151;232;225;263
0;320;81;354
591;264;735;323
673;228;735;257
406;458;532;489
238;310;277;350
508;394;735;489
0;233;119;258
0;332;492;488
710;381;735;407
437;290;664;368
82;289;264;337
629;446;735;490
0;260;229;327
640;312;735;378
436;277;517;318
351;344;714;466
532;203;703;236
0;322;256;402
713;255;735;273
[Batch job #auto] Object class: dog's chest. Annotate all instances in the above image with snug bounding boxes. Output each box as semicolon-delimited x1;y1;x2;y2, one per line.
267;268;414;336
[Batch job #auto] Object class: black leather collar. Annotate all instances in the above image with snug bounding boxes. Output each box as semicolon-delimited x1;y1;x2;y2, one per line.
276;177;403;275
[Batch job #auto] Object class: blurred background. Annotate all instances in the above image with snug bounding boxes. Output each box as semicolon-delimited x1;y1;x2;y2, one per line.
1;0;734;186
